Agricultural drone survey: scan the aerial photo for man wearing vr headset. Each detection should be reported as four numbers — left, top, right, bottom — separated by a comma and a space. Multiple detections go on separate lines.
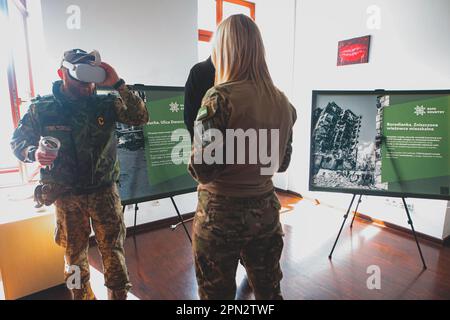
11, 49, 149, 300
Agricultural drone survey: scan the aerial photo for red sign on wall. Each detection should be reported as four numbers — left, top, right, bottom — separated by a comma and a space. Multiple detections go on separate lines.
337, 35, 371, 66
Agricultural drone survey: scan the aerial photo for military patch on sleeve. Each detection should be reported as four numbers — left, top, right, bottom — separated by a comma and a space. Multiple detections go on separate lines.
196, 105, 210, 121
196, 89, 223, 122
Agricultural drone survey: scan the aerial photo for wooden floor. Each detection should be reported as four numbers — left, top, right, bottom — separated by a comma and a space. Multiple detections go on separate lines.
22, 193, 450, 300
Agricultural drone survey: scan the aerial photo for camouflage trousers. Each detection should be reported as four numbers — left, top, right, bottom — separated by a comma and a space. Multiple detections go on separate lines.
192, 190, 284, 300
54, 184, 131, 292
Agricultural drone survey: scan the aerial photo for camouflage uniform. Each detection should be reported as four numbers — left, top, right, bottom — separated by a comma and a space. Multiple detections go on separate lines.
193, 190, 284, 300
189, 85, 296, 300
11, 80, 148, 299
55, 184, 127, 296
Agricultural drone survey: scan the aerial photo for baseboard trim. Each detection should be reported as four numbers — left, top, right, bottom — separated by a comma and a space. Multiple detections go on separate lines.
89, 188, 299, 247
443, 235, 450, 247
89, 212, 195, 246
275, 188, 303, 199
355, 212, 445, 245
278, 189, 447, 246
90, 191, 448, 247
126, 212, 195, 236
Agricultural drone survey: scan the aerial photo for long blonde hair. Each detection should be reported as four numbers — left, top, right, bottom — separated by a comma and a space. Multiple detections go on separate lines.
212, 14, 279, 98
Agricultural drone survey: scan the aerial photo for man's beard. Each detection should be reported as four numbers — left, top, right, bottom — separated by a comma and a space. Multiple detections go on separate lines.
67, 83, 95, 99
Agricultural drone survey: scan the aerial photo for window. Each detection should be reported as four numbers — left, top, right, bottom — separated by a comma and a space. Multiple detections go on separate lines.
197, 0, 255, 61
217, 0, 255, 24
0, 0, 35, 186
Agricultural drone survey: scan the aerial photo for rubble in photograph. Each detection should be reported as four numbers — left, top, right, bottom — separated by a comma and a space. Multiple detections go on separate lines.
312, 101, 381, 189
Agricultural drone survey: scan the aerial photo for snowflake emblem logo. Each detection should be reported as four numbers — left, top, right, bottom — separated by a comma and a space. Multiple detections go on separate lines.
169, 102, 180, 113
414, 105, 426, 116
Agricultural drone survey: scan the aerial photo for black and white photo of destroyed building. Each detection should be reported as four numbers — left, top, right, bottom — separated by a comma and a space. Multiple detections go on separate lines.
311, 94, 388, 191
115, 89, 150, 203
98, 88, 150, 203
116, 89, 146, 152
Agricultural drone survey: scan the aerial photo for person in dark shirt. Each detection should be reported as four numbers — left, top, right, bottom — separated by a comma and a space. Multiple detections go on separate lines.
184, 56, 215, 140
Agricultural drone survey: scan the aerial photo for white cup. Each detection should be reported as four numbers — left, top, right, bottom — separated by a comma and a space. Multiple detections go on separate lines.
39, 136, 61, 169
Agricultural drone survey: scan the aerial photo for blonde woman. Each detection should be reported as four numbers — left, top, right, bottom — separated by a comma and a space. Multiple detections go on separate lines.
188, 14, 297, 300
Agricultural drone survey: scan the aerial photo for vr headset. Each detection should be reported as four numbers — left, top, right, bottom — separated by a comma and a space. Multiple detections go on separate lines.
61, 50, 106, 84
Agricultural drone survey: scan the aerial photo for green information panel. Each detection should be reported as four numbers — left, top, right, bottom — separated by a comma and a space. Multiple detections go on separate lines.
382, 96, 450, 183
100, 86, 197, 205
309, 90, 450, 200
144, 94, 190, 185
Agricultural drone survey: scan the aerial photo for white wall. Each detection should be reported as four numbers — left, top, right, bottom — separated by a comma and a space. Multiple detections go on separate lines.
33, 0, 198, 94
27, 0, 298, 226
122, 192, 197, 229
289, 0, 450, 239
27, 0, 199, 225
443, 205, 450, 239
196, 0, 298, 189
124, 0, 298, 220
253, 0, 297, 190
27, 0, 450, 236
253, 0, 297, 98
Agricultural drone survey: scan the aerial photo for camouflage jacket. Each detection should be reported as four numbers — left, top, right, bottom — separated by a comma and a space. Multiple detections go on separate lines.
188, 82, 297, 197
11, 81, 149, 192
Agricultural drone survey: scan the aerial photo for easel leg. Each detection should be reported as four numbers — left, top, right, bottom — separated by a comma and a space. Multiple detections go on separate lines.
171, 217, 194, 230
350, 194, 363, 229
134, 203, 139, 235
402, 198, 427, 270
329, 194, 356, 259
171, 196, 192, 244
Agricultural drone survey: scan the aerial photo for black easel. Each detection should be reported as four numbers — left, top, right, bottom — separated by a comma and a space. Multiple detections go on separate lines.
170, 196, 192, 244
122, 196, 192, 243
350, 194, 363, 228
134, 203, 139, 235
328, 194, 427, 269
